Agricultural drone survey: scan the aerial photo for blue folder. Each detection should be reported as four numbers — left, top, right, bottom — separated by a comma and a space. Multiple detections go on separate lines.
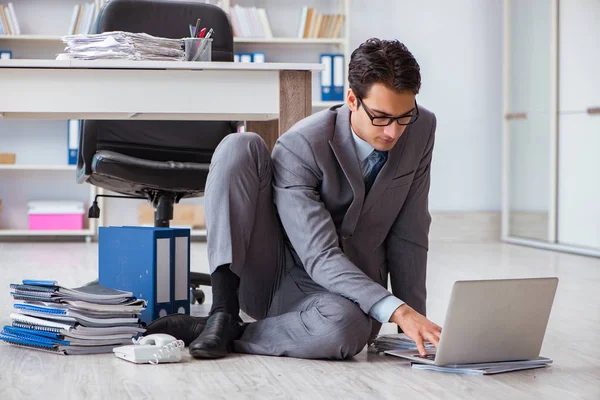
99, 226, 191, 325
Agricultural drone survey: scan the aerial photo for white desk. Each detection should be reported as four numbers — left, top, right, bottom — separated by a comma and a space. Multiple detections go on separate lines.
0, 59, 324, 149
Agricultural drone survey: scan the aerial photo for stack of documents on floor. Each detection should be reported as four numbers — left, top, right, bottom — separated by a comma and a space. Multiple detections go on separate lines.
56, 31, 185, 61
1, 280, 146, 355
371, 333, 436, 353
409, 357, 553, 375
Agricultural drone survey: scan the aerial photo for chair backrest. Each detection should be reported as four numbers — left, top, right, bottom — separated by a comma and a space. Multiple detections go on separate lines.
80, 0, 236, 176
96, 0, 234, 61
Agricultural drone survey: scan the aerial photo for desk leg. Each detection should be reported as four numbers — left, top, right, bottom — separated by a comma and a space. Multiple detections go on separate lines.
247, 70, 312, 151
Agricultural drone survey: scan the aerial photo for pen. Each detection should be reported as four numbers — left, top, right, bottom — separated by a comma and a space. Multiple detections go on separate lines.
189, 24, 194, 37
199, 28, 207, 38
194, 18, 202, 38
193, 28, 214, 61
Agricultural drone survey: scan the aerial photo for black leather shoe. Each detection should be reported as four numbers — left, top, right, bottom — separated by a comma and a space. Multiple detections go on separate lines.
144, 314, 208, 346
189, 312, 245, 359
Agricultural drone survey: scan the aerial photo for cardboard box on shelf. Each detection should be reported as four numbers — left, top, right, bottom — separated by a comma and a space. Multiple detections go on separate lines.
0, 153, 16, 164
138, 203, 205, 228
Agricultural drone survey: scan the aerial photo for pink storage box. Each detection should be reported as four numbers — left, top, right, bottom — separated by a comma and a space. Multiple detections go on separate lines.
27, 201, 85, 230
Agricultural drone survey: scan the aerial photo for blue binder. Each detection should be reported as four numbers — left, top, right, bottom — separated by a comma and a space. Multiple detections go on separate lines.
332, 54, 345, 101
67, 120, 80, 165
171, 228, 191, 315
99, 226, 175, 325
320, 54, 333, 101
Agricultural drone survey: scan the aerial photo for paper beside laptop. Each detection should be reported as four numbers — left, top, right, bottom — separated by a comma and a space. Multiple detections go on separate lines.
410, 360, 551, 375
373, 334, 552, 375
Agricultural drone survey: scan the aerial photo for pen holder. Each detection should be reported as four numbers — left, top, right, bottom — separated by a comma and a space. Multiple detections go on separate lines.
184, 38, 212, 62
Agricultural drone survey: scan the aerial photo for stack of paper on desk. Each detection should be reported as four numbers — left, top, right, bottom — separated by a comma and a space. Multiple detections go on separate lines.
57, 31, 185, 61
0, 280, 146, 355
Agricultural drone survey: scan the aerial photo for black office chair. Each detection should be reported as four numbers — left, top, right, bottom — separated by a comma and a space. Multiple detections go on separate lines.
77, 0, 236, 304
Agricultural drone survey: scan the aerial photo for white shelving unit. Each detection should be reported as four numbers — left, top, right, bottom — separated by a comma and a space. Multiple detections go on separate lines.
223, 0, 351, 108
1, 35, 346, 44
0, 164, 75, 171
0, 0, 350, 241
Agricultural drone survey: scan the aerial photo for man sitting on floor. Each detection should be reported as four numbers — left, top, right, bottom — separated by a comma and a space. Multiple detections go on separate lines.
145, 37, 442, 360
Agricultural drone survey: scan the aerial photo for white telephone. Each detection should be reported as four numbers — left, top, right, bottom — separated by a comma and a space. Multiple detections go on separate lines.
113, 333, 185, 364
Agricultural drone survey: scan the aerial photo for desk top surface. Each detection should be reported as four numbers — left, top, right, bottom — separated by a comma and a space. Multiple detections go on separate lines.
0, 59, 325, 71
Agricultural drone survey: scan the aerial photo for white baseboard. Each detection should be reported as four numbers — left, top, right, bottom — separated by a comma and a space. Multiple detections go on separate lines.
429, 212, 501, 242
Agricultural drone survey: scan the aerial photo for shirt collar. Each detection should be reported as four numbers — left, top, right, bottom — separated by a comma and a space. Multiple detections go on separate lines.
350, 125, 374, 162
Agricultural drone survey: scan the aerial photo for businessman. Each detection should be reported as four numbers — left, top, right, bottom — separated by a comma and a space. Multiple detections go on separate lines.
145, 38, 441, 360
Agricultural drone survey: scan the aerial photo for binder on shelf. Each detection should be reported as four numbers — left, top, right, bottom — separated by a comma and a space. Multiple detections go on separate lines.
332, 54, 345, 101
239, 52, 253, 63
171, 228, 190, 315
234, 52, 265, 63
320, 54, 333, 101
252, 52, 265, 63
68, 120, 80, 165
99, 226, 175, 325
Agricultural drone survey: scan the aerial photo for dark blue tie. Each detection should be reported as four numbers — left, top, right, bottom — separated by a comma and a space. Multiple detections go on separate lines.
364, 150, 388, 195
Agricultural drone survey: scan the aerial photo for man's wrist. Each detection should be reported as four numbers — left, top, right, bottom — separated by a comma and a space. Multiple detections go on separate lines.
391, 303, 410, 324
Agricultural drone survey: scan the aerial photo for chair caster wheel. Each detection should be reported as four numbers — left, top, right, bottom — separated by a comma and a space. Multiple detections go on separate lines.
191, 289, 205, 305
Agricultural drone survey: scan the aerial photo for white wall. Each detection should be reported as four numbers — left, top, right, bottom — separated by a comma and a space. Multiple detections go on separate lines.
349, 0, 504, 212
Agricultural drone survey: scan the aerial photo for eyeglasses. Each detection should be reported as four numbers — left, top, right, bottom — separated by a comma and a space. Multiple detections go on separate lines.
357, 97, 420, 127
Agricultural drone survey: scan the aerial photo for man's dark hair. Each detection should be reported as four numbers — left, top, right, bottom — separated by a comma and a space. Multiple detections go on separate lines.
348, 38, 421, 99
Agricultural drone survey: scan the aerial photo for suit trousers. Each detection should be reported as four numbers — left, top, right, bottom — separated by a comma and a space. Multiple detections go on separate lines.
204, 132, 372, 360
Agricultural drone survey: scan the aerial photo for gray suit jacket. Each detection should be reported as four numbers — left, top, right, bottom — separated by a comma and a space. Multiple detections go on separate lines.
271, 103, 436, 322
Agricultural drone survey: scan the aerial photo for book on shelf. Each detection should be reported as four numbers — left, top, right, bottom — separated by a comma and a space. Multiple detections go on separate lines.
0, 2, 21, 35
229, 4, 273, 38
69, 2, 101, 35
297, 6, 344, 39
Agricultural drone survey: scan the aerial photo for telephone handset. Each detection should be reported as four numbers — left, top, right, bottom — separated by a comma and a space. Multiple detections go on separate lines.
113, 333, 185, 364
136, 333, 178, 347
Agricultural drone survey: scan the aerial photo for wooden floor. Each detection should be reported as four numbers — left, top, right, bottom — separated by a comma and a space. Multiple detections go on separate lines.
0, 239, 599, 400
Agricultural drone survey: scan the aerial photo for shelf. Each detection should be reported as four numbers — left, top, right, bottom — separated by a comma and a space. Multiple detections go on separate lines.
0, 35, 345, 45
234, 37, 345, 45
0, 35, 63, 41
0, 229, 94, 236
0, 165, 76, 171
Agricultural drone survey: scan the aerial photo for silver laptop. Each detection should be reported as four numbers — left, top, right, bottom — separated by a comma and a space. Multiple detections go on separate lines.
386, 277, 558, 366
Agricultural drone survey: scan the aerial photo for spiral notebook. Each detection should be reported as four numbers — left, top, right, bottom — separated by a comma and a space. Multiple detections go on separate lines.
10, 280, 135, 305
0, 327, 130, 355
2, 279, 147, 355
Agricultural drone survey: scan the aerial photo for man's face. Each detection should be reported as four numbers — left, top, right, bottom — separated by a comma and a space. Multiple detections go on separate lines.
348, 83, 417, 152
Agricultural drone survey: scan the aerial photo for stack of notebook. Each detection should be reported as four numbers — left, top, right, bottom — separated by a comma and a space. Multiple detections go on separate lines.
1, 280, 146, 355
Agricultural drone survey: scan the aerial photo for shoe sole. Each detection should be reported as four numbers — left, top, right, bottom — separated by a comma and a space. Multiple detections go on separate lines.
189, 347, 227, 359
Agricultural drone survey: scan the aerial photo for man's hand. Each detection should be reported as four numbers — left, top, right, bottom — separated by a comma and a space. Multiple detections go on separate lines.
390, 304, 442, 357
